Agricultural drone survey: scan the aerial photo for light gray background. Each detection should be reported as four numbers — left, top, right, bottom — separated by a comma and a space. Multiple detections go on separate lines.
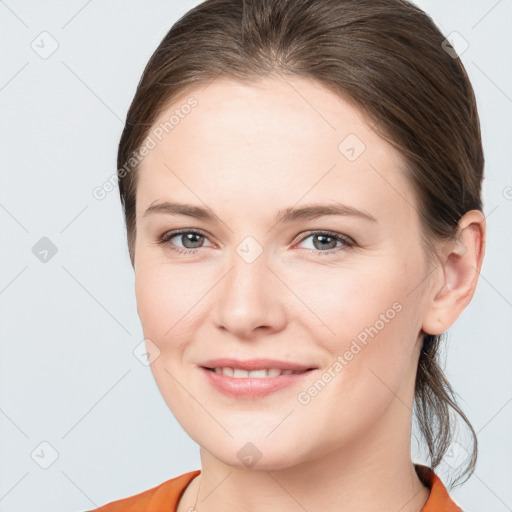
0, 1, 511, 511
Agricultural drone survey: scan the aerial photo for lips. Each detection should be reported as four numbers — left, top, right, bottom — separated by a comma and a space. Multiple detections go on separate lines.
200, 366, 315, 399
199, 357, 316, 372
198, 358, 318, 399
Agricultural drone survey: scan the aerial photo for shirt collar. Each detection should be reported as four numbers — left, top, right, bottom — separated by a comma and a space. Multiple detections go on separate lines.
415, 464, 463, 511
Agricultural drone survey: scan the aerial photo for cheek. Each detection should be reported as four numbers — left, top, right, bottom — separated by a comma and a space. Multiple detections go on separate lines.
288, 254, 418, 337
295, 256, 423, 393
134, 263, 205, 414
135, 262, 200, 339
282, 260, 423, 451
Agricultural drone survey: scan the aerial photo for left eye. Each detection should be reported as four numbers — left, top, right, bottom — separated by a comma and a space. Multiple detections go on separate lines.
296, 231, 354, 254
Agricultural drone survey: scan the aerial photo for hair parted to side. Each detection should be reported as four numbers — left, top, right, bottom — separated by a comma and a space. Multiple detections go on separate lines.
117, 0, 483, 487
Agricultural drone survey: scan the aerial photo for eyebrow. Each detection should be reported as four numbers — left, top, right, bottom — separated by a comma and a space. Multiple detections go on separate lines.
143, 201, 377, 224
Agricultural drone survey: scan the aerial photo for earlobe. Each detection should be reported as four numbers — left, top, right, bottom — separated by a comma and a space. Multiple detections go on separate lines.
421, 210, 486, 336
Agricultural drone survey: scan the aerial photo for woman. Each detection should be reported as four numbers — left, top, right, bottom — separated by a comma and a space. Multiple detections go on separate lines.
93, 0, 485, 510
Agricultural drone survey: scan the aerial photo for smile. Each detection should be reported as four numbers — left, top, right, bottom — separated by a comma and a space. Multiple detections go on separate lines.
207, 367, 308, 378
200, 366, 316, 399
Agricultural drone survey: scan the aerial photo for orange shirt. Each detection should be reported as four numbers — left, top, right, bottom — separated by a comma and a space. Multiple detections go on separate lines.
92, 464, 461, 511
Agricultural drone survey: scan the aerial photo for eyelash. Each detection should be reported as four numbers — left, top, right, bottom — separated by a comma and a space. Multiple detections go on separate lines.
157, 229, 355, 257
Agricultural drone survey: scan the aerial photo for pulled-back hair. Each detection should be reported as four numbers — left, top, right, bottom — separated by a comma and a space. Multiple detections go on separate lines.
117, 0, 483, 487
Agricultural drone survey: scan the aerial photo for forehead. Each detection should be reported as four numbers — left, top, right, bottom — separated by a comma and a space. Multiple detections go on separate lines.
136, 76, 417, 223
152, 76, 379, 158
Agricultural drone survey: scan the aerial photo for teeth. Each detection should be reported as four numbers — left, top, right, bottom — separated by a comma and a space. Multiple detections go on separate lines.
212, 367, 298, 378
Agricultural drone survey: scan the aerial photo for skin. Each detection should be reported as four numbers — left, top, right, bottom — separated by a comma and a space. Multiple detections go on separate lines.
133, 76, 485, 512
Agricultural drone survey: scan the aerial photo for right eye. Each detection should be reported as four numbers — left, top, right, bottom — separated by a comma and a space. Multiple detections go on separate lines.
158, 229, 215, 255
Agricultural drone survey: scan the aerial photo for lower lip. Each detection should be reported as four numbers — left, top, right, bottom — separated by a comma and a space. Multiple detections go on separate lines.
200, 367, 315, 399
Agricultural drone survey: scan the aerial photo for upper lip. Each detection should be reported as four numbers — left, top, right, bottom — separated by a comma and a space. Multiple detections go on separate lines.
200, 358, 316, 372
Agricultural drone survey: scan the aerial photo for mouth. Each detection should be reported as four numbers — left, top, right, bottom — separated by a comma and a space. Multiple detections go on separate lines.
202, 367, 314, 378
199, 357, 317, 374
198, 360, 318, 399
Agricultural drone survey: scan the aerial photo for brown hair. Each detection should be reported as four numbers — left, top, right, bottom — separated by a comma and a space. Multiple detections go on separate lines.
117, 0, 483, 487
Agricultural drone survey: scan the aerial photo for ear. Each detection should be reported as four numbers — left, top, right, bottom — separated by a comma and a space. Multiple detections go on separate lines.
421, 210, 486, 335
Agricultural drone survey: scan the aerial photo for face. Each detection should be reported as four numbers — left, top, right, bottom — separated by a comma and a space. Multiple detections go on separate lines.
134, 76, 431, 469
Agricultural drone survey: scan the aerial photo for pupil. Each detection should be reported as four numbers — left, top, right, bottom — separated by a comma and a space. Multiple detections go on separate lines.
314, 234, 335, 250
184, 233, 202, 248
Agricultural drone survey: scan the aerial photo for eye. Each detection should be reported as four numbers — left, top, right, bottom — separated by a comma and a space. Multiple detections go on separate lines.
157, 229, 355, 256
158, 229, 214, 255
295, 230, 355, 255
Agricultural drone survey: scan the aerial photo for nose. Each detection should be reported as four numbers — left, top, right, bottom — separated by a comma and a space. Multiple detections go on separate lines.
212, 250, 287, 339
